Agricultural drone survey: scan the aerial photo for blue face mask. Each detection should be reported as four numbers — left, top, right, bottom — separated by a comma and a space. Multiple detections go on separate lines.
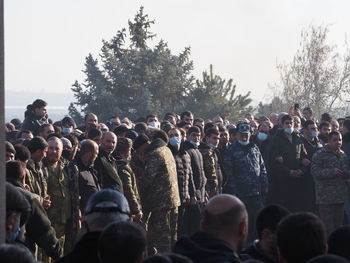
190, 141, 200, 148
8, 227, 20, 243
148, 121, 158, 128
311, 131, 318, 138
170, 136, 181, 147
284, 127, 293, 134
62, 127, 72, 134
238, 140, 249, 146
257, 132, 268, 141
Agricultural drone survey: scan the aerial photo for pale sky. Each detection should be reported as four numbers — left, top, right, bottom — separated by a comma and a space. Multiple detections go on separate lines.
5, 0, 350, 105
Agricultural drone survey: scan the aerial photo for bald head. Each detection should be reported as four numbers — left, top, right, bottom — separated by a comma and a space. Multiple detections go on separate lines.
101, 132, 117, 154
201, 194, 247, 235
80, 139, 99, 166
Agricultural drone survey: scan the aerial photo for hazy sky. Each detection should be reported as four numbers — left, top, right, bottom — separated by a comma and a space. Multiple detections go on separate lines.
5, 0, 350, 104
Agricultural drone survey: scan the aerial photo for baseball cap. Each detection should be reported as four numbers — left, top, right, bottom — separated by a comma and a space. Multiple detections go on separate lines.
84, 189, 130, 217
237, 123, 251, 134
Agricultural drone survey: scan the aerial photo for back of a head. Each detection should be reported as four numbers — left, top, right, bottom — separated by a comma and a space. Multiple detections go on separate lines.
277, 212, 326, 263
201, 194, 247, 236
256, 205, 290, 239
27, 136, 48, 153
328, 226, 350, 261
84, 189, 131, 231
14, 144, 31, 162
0, 244, 36, 263
6, 183, 31, 227
143, 254, 193, 263
98, 221, 146, 263
80, 139, 97, 156
306, 255, 349, 263
152, 129, 169, 144
6, 161, 26, 184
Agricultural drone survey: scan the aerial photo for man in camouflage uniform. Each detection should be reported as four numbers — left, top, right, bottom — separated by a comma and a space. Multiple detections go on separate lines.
26, 136, 51, 210
224, 123, 268, 242
44, 137, 78, 258
199, 128, 222, 198
114, 137, 142, 220
143, 130, 180, 253
311, 131, 349, 235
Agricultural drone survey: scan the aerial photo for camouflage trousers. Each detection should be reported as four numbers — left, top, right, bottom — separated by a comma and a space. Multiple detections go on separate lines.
318, 203, 344, 235
144, 207, 178, 253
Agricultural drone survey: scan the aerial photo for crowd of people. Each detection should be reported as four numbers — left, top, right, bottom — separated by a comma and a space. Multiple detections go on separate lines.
3, 98, 350, 263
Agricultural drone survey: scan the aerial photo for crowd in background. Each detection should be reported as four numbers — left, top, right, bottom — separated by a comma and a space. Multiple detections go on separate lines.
4, 98, 350, 263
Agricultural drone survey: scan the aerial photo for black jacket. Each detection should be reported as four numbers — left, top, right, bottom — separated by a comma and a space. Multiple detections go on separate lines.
242, 240, 276, 263
181, 141, 207, 202
55, 231, 100, 263
268, 129, 308, 212
169, 145, 194, 204
21, 109, 48, 135
95, 149, 123, 193
72, 157, 100, 211
173, 231, 241, 263
7, 179, 62, 260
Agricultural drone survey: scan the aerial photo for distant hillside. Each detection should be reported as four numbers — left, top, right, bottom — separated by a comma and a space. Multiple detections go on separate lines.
5, 90, 74, 107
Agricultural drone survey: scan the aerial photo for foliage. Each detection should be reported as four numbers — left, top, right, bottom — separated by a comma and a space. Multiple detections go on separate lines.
272, 25, 350, 117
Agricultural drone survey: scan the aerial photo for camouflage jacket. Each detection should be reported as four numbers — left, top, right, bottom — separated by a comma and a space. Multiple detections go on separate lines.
199, 142, 218, 198
44, 160, 72, 225
26, 159, 49, 200
311, 145, 349, 204
143, 138, 180, 210
116, 157, 142, 215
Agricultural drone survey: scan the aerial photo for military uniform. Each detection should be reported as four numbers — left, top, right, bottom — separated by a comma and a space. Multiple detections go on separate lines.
199, 142, 218, 198
115, 157, 142, 216
143, 138, 180, 253
224, 140, 268, 241
26, 159, 49, 201
311, 145, 349, 234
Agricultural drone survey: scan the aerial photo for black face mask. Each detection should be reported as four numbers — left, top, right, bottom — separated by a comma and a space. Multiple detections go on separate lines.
62, 149, 72, 160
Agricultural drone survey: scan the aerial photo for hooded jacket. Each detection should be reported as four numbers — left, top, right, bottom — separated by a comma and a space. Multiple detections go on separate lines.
21, 108, 48, 135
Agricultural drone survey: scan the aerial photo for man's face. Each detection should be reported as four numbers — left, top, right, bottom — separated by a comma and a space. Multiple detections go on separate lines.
194, 120, 204, 129
331, 120, 340, 132
6, 151, 15, 162
37, 147, 48, 162
304, 124, 318, 138
282, 120, 293, 129
35, 106, 47, 118
259, 122, 271, 134
41, 125, 54, 139
86, 114, 98, 126
168, 129, 181, 140
245, 114, 254, 122
183, 114, 193, 125
167, 116, 177, 126
237, 132, 250, 142
188, 132, 200, 143
21, 132, 33, 140
219, 131, 229, 144
293, 117, 301, 130
320, 125, 331, 137
328, 134, 342, 151
303, 110, 312, 120
47, 140, 62, 163
92, 135, 102, 146
207, 134, 220, 147
100, 133, 117, 154
86, 145, 99, 165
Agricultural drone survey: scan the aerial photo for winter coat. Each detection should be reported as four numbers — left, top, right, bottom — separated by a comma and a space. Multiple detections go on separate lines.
21, 109, 48, 135
169, 145, 193, 204
311, 145, 349, 204
181, 141, 207, 203
173, 231, 241, 263
115, 156, 142, 215
143, 138, 180, 211
94, 149, 123, 193
199, 142, 218, 198
223, 141, 268, 198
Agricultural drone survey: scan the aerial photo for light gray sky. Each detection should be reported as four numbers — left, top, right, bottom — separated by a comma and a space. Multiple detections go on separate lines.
5, 0, 350, 105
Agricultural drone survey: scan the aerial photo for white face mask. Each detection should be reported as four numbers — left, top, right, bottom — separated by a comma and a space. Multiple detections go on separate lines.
148, 121, 158, 128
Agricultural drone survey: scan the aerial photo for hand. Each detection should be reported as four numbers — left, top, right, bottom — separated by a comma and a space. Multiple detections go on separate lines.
43, 195, 51, 209
133, 211, 143, 221
302, 159, 311, 166
275, 156, 284, 163
190, 196, 197, 205
296, 169, 304, 176
335, 168, 343, 176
